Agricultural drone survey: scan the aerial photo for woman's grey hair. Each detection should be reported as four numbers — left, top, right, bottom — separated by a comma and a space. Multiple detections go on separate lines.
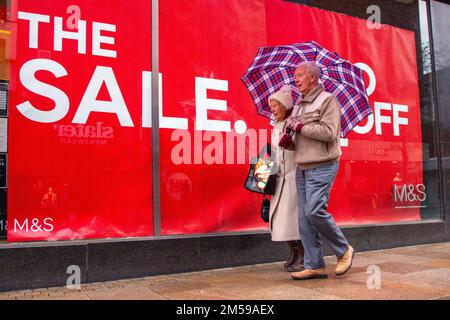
298, 61, 321, 80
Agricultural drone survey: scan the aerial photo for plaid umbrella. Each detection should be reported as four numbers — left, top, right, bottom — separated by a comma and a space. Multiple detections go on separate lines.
241, 41, 372, 137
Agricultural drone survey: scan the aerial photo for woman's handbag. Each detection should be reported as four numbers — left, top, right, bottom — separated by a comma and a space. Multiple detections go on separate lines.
260, 195, 271, 223
244, 143, 276, 195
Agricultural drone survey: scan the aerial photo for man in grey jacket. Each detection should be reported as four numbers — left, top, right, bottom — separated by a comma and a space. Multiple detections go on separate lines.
279, 61, 355, 280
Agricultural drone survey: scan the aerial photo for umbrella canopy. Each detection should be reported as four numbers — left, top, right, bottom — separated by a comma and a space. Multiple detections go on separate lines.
241, 41, 372, 137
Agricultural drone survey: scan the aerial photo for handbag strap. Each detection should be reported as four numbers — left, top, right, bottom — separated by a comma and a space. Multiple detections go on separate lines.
258, 143, 272, 159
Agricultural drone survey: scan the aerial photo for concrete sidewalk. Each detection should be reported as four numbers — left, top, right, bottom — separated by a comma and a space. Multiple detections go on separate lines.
1, 242, 450, 300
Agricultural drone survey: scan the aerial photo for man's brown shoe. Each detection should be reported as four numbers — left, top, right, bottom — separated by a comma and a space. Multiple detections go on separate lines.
290, 268, 327, 280
335, 245, 355, 276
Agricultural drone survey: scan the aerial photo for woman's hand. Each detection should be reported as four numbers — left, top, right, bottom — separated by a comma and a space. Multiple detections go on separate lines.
279, 128, 294, 149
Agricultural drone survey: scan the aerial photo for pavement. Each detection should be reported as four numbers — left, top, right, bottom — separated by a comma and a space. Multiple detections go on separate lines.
1, 242, 450, 300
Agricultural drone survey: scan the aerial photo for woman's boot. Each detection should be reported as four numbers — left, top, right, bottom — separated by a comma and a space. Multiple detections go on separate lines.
284, 241, 298, 271
286, 240, 305, 272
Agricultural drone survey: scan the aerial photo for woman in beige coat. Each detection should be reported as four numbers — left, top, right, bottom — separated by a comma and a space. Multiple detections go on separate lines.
268, 85, 304, 272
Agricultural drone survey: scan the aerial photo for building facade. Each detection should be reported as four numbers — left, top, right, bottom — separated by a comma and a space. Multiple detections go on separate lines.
0, 0, 449, 291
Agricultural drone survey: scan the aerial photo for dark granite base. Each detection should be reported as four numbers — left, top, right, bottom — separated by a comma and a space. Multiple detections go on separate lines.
0, 244, 86, 292
0, 220, 449, 292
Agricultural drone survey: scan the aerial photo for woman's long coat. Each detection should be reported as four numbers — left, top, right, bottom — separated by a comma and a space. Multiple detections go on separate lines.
269, 118, 301, 241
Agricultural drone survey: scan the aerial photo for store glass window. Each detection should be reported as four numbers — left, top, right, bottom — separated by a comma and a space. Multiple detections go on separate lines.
0, 0, 12, 239
5, 0, 153, 242
0, 0, 445, 242
158, 0, 443, 236
430, 0, 450, 216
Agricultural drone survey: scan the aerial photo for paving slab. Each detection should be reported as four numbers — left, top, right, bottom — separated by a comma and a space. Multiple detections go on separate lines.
0, 242, 449, 300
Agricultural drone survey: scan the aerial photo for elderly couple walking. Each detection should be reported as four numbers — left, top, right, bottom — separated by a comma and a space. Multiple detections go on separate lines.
267, 61, 355, 280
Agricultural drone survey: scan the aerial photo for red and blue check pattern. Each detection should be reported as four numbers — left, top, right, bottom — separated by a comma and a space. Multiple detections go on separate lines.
241, 41, 372, 137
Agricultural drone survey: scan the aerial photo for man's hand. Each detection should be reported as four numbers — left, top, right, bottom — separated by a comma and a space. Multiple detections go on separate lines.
287, 118, 304, 133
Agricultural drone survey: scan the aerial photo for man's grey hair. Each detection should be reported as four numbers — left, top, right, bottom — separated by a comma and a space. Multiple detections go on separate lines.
298, 61, 321, 80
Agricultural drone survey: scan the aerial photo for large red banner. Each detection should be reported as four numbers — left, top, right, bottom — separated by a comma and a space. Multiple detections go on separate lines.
8, 0, 153, 241
158, 0, 423, 235
7, 0, 423, 241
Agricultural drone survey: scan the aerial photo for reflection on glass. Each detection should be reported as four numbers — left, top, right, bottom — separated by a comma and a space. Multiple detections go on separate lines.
430, 0, 450, 214
0, 0, 11, 240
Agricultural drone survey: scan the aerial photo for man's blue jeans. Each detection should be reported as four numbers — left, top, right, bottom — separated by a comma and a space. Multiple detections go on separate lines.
296, 161, 349, 270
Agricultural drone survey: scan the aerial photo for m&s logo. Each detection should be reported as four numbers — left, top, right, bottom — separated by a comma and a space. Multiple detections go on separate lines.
394, 184, 426, 204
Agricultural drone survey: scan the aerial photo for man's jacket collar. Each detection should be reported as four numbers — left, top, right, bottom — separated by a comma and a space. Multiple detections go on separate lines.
301, 84, 325, 103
